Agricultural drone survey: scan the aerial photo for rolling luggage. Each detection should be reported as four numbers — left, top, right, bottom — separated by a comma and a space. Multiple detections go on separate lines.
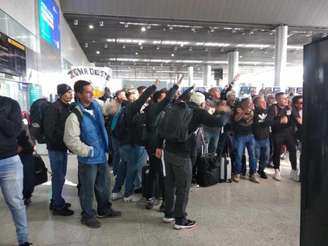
196, 153, 221, 187
219, 154, 232, 183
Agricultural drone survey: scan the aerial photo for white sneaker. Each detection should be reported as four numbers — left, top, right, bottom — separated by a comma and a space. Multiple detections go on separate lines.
162, 217, 175, 223
112, 192, 123, 201
273, 169, 281, 181
123, 194, 141, 202
290, 170, 300, 182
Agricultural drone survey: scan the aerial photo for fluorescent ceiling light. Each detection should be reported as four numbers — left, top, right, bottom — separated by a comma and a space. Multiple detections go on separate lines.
89, 24, 94, 29
141, 26, 147, 32
237, 44, 270, 48
204, 42, 230, 47
106, 38, 115, 42
287, 45, 303, 50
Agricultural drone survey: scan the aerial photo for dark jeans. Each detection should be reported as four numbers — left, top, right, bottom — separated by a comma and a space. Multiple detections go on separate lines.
255, 139, 270, 173
111, 136, 121, 176
78, 162, 112, 218
147, 151, 165, 200
164, 151, 192, 222
272, 132, 297, 170
20, 154, 35, 200
234, 134, 257, 175
48, 150, 68, 209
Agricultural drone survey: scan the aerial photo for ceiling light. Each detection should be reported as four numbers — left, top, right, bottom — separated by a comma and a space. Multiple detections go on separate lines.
135, 52, 139, 55
156, 46, 160, 50
73, 19, 78, 26
141, 26, 146, 32
249, 31, 254, 35
169, 26, 174, 30
171, 53, 175, 57
89, 24, 94, 29
122, 45, 126, 49
138, 41, 143, 46
223, 27, 233, 30
84, 43, 88, 48
96, 50, 100, 55
180, 43, 184, 47
124, 23, 129, 28
106, 38, 115, 42
99, 21, 104, 27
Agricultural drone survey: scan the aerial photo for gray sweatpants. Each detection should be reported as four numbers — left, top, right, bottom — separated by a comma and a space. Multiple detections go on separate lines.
164, 150, 192, 221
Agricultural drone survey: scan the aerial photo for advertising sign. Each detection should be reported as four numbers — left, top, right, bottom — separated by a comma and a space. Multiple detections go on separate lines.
67, 66, 112, 98
39, 0, 60, 49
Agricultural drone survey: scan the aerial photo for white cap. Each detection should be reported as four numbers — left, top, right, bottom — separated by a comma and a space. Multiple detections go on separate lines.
189, 92, 206, 106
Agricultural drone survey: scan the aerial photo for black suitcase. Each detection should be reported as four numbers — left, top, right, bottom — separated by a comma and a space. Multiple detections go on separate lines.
196, 153, 221, 187
33, 154, 48, 186
142, 165, 152, 199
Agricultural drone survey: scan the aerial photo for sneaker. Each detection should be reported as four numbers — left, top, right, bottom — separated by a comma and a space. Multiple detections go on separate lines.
174, 219, 197, 230
81, 217, 101, 229
232, 174, 240, 183
145, 199, 155, 210
97, 208, 122, 218
19, 242, 32, 246
49, 202, 71, 211
52, 207, 74, 216
162, 217, 175, 223
249, 175, 260, 184
112, 192, 123, 201
123, 194, 141, 202
258, 171, 268, 179
290, 170, 300, 182
273, 169, 281, 181
134, 188, 142, 194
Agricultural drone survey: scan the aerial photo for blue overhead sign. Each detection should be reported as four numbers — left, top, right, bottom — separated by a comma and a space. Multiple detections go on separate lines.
39, 0, 60, 49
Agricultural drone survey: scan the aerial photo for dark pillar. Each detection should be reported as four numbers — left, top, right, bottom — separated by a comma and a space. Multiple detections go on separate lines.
301, 36, 328, 246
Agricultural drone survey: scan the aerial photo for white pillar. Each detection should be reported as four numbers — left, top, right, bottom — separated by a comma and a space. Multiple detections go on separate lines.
188, 66, 194, 86
274, 25, 288, 87
203, 65, 212, 87
228, 50, 239, 83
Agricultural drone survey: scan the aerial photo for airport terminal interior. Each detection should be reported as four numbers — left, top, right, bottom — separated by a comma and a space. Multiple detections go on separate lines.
1, 0, 328, 246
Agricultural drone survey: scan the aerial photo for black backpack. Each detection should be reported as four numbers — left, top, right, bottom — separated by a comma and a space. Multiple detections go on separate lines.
159, 102, 193, 143
112, 107, 128, 140
29, 98, 51, 143
131, 111, 148, 146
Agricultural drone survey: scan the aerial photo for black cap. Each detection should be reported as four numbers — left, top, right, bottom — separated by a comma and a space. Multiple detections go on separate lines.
57, 84, 72, 98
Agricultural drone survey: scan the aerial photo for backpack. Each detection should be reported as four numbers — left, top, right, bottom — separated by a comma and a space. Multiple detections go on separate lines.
131, 111, 148, 146
112, 107, 127, 140
158, 102, 193, 143
29, 98, 51, 143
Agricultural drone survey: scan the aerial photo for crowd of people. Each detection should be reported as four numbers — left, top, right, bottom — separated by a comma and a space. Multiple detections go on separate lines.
0, 78, 303, 245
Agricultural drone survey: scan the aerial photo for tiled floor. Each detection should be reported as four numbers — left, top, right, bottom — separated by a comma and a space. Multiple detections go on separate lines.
0, 153, 300, 246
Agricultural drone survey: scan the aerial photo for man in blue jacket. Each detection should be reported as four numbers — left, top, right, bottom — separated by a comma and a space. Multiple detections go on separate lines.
64, 80, 121, 228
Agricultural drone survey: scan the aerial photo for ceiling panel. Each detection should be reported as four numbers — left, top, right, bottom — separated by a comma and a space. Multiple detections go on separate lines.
61, 0, 328, 28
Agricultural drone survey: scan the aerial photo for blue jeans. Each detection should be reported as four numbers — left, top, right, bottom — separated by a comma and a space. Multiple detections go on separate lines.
111, 136, 121, 176
48, 150, 68, 209
234, 135, 257, 175
204, 127, 221, 153
113, 145, 147, 197
0, 155, 29, 244
78, 162, 112, 218
255, 139, 270, 172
